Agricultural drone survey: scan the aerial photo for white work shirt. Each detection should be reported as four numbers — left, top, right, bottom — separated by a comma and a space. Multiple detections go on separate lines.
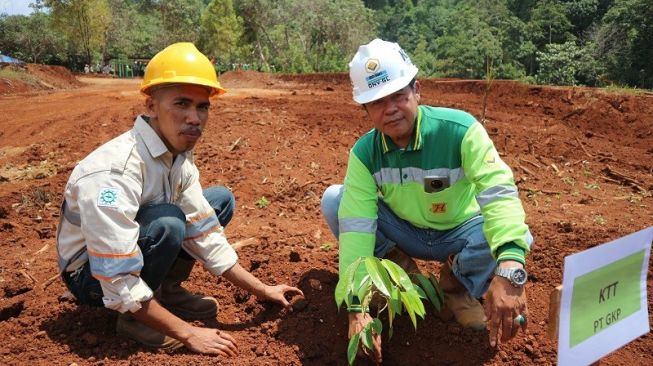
56, 115, 238, 313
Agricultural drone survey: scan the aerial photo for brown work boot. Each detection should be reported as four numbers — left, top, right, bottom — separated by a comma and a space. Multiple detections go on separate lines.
439, 261, 486, 330
156, 258, 218, 320
116, 313, 183, 350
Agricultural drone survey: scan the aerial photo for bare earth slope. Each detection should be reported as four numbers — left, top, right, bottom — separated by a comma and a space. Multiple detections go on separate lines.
0, 70, 651, 365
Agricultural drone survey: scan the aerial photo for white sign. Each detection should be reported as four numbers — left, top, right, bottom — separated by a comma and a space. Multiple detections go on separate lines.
558, 226, 652, 365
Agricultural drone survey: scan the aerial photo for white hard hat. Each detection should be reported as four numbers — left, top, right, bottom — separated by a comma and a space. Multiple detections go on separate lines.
348, 38, 418, 104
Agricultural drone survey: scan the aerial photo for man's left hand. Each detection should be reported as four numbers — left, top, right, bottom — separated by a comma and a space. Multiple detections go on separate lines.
484, 261, 528, 347
262, 285, 304, 309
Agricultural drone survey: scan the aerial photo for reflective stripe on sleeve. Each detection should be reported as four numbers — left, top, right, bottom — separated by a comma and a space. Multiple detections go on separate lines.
185, 213, 220, 240
88, 250, 143, 280
476, 185, 518, 207
339, 217, 377, 234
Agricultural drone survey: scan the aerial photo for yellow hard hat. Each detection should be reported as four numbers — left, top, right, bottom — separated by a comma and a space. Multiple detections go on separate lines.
140, 42, 226, 97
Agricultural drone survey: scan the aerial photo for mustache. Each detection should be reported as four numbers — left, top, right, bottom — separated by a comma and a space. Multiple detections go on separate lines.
181, 126, 202, 135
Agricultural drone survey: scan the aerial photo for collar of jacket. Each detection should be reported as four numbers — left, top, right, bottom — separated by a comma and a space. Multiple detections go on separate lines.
134, 115, 192, 165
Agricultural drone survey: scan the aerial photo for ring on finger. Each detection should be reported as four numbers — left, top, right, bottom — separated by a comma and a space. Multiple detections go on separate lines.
513, 314, 527, 326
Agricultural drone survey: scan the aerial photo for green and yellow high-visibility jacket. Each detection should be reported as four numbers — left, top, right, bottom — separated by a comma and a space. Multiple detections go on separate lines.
338, 106, 530, 299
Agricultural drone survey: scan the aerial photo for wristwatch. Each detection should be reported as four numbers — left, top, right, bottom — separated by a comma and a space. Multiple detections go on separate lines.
494, 266, 528, 287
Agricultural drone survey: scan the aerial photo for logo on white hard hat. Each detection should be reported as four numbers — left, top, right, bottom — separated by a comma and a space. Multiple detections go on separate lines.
398, 48, 411, 63
365, 58, 379, 73
365, 70, 390, 89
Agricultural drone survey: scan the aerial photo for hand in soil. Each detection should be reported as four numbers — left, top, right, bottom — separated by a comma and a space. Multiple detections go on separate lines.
484, 275, 528, 347
263, 284, 304, 309
348, 312, 382, 364
183, 326, 239, 357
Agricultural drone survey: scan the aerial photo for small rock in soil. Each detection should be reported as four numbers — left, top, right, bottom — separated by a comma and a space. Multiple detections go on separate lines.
234, 288, 250, 303
249, 254, 269, 271
289, 250, 301, 262
290, 297, 309, 311
308, 278, 322, 291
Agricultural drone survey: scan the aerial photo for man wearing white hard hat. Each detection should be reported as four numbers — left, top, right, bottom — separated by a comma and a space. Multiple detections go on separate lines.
321, 39, 533, 362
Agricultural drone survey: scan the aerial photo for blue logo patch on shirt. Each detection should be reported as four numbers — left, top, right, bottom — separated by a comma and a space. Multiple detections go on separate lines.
98, 187, 120, 208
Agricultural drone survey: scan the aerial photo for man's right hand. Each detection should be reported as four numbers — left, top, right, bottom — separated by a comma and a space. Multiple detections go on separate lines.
348, 312, 382, 364
132, 298, 238, 356
183, 326, 238, 357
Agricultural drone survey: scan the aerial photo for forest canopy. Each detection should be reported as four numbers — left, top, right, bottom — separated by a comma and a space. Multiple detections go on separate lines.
1, 0, 651, 88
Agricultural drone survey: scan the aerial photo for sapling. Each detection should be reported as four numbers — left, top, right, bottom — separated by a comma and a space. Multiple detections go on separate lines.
335, 256, 444, 365
255, 196, 270, 208
481, 56, 494, 125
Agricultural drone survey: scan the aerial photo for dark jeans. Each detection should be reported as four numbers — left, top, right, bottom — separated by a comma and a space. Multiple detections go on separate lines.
62, 186, 235, 307
321, 184, 533, 298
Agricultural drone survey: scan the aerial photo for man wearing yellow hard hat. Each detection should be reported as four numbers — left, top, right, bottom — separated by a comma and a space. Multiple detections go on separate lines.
321, 39, 533, 363
56, 43, 303, 355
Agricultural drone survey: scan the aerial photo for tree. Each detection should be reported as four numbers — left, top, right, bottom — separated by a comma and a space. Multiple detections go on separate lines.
236, 0, 374, 72
535, 40, 600, 86
433, 6, 503, 79
0, 13, 66, 64
43, 0, 112, 65
594, 0, 653, 87
198, 0, 245, 66
101, 1, 166, 63
17, 12, 63, 63
527, 0, 574, 47
564, 0, 600, 37
159, 0, 204, 45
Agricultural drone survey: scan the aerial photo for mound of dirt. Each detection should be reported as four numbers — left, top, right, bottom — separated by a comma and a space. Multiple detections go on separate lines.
220, 70, 276, 89
0, 63, 81, 95
0, 76, 29, 94
24, 64, 81, 89
278, 72, 349, 85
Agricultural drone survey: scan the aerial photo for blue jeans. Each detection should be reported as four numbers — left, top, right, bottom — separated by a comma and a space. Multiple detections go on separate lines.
63, 186, 235, 306
321, 184, 532, 298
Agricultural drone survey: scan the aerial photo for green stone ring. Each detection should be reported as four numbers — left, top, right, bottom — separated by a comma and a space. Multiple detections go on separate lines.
514, 314, 526, 325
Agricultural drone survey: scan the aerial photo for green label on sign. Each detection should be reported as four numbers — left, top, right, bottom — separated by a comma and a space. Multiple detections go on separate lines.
569, 250, 645, 347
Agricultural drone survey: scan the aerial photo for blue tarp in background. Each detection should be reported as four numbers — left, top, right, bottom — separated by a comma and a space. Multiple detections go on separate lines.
0, 54, 25, 64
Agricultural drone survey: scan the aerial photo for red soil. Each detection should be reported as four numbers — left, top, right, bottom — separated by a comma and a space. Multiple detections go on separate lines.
0, 69, 651, 365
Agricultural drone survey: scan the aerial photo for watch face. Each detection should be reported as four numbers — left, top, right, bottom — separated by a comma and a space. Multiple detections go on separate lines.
511, 268, 528, 285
